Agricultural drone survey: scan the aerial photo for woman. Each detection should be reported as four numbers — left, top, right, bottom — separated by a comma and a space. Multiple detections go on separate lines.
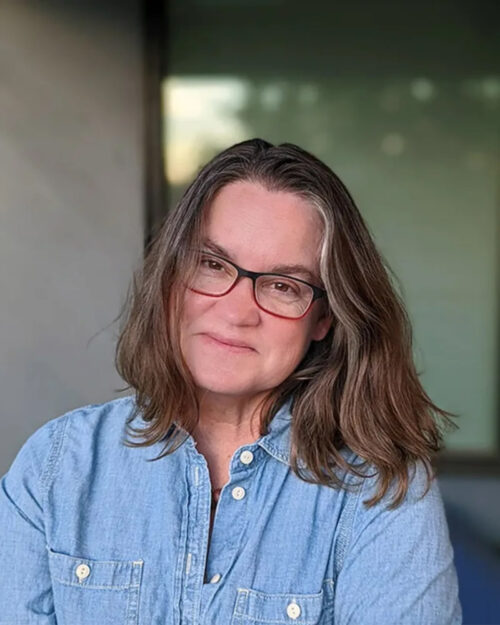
0, 138, 461, 623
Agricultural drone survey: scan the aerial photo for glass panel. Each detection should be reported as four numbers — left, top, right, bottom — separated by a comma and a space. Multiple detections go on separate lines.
163, 0, 500, 454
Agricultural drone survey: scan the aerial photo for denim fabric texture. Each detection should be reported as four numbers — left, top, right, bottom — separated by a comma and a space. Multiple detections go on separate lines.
0, 396, 462, 624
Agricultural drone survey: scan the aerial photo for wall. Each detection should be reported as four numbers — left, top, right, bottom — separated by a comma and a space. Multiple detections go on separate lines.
0, 0, 143, 471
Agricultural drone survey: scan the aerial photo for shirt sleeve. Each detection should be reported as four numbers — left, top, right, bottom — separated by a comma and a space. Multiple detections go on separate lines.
0, 418, 61, 624
333, 460, 462, 625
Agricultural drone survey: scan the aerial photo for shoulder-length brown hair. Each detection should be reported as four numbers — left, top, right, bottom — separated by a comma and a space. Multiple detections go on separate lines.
115, 138, 458, 508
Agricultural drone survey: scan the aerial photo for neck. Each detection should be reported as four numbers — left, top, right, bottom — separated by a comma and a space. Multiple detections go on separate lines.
194, 390, 268, 443
191, 391, 268, 490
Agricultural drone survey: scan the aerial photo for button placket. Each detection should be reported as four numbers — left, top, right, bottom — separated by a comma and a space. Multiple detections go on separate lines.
202, 447, 254, 592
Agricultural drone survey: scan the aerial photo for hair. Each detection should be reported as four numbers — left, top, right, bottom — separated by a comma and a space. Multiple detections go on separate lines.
115, 137, 458, 509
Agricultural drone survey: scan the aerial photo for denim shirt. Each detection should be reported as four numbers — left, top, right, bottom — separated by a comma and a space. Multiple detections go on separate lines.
0, 396, 462, 625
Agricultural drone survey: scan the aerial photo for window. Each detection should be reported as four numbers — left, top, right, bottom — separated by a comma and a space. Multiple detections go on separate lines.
145, 0, 500, 469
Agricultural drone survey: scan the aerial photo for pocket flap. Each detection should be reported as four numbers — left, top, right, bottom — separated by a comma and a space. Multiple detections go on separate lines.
234, 586, 326, 624
47, 547, 143, 590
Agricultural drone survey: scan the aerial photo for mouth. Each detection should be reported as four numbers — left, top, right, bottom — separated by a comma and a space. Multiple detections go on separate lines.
202, 333, 255, 352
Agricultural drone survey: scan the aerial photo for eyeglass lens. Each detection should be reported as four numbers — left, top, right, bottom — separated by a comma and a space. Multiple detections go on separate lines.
190, 253, 314, 318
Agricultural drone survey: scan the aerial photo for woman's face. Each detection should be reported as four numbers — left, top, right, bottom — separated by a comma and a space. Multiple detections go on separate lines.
179, 180, 332, 402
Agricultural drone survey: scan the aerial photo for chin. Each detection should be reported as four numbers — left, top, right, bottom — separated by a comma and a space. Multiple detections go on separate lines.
192, 373, 257, 397
198, 387, 260, 401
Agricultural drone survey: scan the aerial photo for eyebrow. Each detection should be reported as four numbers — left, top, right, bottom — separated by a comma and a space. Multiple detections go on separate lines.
201, 238, 320, 285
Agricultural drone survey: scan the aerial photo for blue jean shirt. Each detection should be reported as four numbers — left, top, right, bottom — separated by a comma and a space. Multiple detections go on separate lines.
0, 396, 461, 624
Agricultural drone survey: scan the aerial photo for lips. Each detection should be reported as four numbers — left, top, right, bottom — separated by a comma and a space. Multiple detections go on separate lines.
202, 332, 255, 350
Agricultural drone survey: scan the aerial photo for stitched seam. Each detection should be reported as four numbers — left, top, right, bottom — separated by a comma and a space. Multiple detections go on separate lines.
39, 414, 68, 496
48, 550, 144, 566
238, 588, 323, 600
52, 579, 139, 590
257, 440, 290, 466
126, 561, 143, 625
334, 467, 367, 575
232, 614, 320, 624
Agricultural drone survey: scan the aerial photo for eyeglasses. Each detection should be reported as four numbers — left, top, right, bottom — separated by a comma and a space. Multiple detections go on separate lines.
187, 251, 327, 319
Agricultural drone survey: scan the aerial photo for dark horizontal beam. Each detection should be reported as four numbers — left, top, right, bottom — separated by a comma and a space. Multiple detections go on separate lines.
169, 2, 500, 79
436, 452, 500, 476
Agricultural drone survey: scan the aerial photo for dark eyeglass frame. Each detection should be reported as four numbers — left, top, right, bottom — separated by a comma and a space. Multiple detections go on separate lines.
188, 250, 327, 320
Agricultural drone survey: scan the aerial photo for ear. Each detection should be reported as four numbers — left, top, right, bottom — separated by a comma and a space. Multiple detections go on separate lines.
310, 309, 333, 342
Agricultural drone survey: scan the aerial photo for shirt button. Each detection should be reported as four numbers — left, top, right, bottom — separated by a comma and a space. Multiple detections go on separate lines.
209, 573, 221, 584
75, 563, 91, 581
286, 602, 301, 619
231, 486, 246, 500
240, 450, 254, 464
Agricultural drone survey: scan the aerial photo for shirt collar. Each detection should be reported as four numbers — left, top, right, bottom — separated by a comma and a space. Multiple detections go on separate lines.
166, 395, 344, 469
172, 396, 297, 467
257, 396, 297, 467
161, 394, 355, 471
131, 395, 296, 465
257, 397, 356, 470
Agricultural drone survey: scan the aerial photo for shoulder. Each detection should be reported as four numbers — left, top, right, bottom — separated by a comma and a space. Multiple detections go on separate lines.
54, 395, 137, 442
332, 460, 460, 624
49, 395, 137, 449
5, 396, 138, 489
346, 458, 447, 546
1, 396, 139, 527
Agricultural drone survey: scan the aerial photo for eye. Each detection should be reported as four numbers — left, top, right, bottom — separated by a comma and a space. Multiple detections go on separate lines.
260, 277, 302, 298
198, 254, 232, 276
273, 281, 293, 293
201, 258, 224, 271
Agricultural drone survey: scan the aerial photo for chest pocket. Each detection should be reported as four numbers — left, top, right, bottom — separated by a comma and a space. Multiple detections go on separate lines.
47, 547, 143, 625
231, 580, 335, 625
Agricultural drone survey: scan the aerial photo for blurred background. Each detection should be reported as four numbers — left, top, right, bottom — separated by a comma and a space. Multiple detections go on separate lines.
1, 0, 499, 621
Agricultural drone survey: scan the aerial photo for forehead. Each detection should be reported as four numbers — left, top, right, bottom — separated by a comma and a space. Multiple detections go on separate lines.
202, 180, 323, 272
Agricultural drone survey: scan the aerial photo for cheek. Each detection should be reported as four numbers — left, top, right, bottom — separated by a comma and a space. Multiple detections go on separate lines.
260, 329, 313, 388
178, 292, 201, 354
266, 319, 315, 366
181, 290, 211, 327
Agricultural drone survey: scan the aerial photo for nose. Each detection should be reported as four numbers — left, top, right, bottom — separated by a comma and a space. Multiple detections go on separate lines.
216, 275, 261, 325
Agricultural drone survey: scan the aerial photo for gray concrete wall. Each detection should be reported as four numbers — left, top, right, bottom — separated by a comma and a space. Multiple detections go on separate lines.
0, 0, 143, 471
